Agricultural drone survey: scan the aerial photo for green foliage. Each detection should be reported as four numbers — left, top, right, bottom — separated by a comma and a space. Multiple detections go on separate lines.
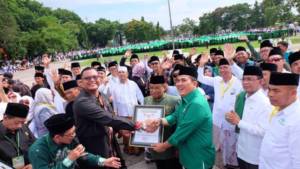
1, 0, 299, 60
0, 0, 19, 59
124, 19, 163, 43
193, 0, 296, 35
1, 0, 83, 59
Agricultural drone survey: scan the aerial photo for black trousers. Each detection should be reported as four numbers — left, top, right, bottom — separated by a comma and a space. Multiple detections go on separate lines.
155, 158, 182, 169
238, 158, 258, 169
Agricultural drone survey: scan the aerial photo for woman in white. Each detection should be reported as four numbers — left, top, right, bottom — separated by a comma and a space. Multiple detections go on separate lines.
29, 88, 58, 138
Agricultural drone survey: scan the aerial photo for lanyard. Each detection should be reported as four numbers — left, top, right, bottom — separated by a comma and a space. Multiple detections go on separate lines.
4, 131, 20, 156
220, 78, 235, 98
269, 106, 280, 122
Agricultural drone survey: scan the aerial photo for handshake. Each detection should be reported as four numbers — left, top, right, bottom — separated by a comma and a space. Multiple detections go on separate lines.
135, 118, 162, 133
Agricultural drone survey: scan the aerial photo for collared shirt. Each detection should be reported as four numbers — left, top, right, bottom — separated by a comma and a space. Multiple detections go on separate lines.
111, 80, 144, 117
198, 67, 243, 129
259, 99, 300, 169
237, 89, 272, 165
144, 94, 180, 160
166, 89, 215, 169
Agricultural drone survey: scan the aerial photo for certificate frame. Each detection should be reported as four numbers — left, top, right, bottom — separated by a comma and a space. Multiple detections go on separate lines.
130, 105, 165, 147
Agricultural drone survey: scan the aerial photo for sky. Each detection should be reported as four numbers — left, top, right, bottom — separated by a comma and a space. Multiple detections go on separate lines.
37, 0, 262, 29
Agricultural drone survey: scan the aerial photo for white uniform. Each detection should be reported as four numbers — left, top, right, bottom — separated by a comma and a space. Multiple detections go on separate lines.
237, 89, 272, 165
111, 80, 144, 117
198, 67, 243, 166
197, 67, 243, 129
259, 99, 300, 169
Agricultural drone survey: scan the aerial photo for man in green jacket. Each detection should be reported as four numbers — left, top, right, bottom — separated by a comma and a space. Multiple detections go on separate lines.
28, 114, 121, 169
144, 75, 181, 169
144, 66, 215, 169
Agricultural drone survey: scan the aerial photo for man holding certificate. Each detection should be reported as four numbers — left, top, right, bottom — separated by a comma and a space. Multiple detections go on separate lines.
144, 66, 215, 169
144, 75, 182, 169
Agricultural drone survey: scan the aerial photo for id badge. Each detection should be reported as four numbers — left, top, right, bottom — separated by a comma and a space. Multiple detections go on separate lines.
12, 155, 25, 169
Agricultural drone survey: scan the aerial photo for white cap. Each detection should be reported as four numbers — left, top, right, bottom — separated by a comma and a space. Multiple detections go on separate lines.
118, 66, 128, 72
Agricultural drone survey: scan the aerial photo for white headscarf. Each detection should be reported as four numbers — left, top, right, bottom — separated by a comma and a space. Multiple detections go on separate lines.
29, 88, 56, 120
33, 88, 54, 105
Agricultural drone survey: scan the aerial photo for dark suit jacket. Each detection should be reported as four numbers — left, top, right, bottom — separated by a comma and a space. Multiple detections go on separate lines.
73, 90, 135, 158
0, 123, 35, 166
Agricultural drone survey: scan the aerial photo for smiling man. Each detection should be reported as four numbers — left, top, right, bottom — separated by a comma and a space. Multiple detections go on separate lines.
0, 103, 35, 169
29, 114, 121, 169
73, 67, 136, 169
225, 66, 272, 169
145, 66, 215, 169
259, 72, 300, 169
144, 75, 181, 169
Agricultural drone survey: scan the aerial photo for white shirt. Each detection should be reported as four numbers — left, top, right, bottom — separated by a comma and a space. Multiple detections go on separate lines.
198, 67, 243, 129
259, 99, 300, 169
262, 88, 268, 97
237, 89, 272, 165
53, 90, 66, 113
107, 75, 119, 95
98, 83, 111, 97
112, 80, 144, 117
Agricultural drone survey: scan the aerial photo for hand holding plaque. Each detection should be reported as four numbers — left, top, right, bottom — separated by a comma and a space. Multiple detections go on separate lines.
130, 105, 165, 147
144, 119, 161, 133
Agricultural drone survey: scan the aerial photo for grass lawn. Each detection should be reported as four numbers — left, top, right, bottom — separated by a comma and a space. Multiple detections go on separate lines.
291, 36, 300, 44
79, 41, 260, 67
80, 35, 300, 67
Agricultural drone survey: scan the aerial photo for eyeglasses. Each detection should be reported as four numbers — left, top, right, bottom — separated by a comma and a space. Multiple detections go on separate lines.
82, 75, 99, 81
63, 132, 76, 138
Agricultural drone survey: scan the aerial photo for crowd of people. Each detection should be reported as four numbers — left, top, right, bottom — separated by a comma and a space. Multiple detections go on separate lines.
0, 35, 300, 169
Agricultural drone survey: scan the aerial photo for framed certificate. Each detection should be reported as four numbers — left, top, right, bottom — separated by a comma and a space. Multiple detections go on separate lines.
130, 105, 165, 147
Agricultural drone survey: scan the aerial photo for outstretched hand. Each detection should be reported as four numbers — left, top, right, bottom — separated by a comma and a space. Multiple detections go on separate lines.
224, 43, 236, 61
104, 157, 121, 168
198, 52, 209, 67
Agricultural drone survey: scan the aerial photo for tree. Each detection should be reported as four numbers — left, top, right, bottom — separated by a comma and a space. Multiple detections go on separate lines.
0, 0, 19, 59
178, 18, 197, 35
52, 8, 83, 24
86, 19, 117, 47
124, 19, 163, 43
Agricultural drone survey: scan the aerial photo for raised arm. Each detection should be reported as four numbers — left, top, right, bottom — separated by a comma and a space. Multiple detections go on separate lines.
197, 53, 215, 86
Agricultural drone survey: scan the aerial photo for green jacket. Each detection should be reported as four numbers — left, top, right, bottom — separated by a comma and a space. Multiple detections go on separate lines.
144, 94, 180, 160
166, 89, 215, 169
29, 134, 103, 169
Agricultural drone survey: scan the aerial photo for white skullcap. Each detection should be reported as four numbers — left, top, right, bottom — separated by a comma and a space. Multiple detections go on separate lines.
118, 66, 128, 72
